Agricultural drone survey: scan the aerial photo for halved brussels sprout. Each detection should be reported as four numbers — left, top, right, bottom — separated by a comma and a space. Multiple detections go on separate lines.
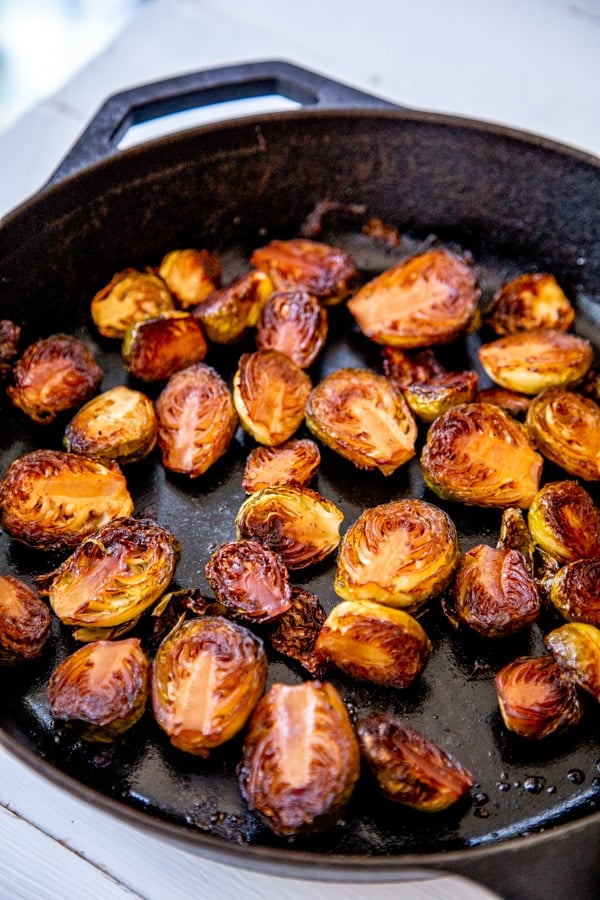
525, 388, 600, 481
475, 386, 531, 418
305, 367, 418, 476
238, 681, 360, 835
347, 247, 480, 347
0, 575, 52, 664
205, 539, 291, 623
193, 270, 273, 343
48, 637, 149, 741
549, 559, 600, 626
256, 289, 328, 368
421, 402, 543, 508
91, 268, 175, 338
357, 713, 475, 811
335, 499, 459, 612
155, 362, 238, 477
250, 238, 359, 306
545, 623, 600, 701
233, 349, 312, 446
403, 371, 479, 423
478, 329, 593, 395
64, 386, 157, 464
494, 654, 582, 739
315, 598, 432, 688
0, 319, 21, 379
497, 507, 535, 574
157, 248, 221, 309
265, 586, 327, 677
151, 616, 267, 756
122, 311, 208, 382
486, 273, 575, 335
35, 517, 180, 630
527, 480, 600, 562
242, 438, 321, 493
0, 450, 133, 552
382, 347, 446, 388
7, 333, 103, 425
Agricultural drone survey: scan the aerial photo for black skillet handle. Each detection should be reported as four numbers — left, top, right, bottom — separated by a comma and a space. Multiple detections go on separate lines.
47, 60, 399, 186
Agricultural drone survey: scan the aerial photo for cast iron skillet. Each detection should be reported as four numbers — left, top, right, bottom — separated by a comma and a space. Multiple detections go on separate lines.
1, 62, 600, 900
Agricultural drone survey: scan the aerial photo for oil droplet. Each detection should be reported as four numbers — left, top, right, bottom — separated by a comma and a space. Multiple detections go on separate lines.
546, 786, 556, 795
567, 768, 585, 785
496, 782, 511, 793
592, 777, 600, 788
523, 775, 546, 794
472, 792, 489, 806
474, 807, 490, 818
513, 781, 521, 788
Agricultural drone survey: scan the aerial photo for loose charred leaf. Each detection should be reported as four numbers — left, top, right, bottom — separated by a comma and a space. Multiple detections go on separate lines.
193, 270, 273, 343
486, 273, 575, 335
64, 385, 157, 464
0, 575, 52, 664
149, 589, 224, 653
91, 268, 175, 339
527, 480, 600, 562
205, 539, 292, 623
525, 387, 600, 481
266, 586, 327, 676
122, 311, 208, 382
497, 507, 535, 575
158, 248, 221, 309
242, 438, 321, 493
0, 319, 21, 379
550, 559, 600, 626
256, 289, 328, 369
250, 238, 359, 306
545, 623, 600, 701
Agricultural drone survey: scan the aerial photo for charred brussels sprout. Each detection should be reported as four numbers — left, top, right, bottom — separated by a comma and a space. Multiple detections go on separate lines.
242, 438, 321, 493
527, 480, 600, 562
305, 367, 418, 476
151, 616, 267, 756
550, 559, 600, 626
545, 623, 600, 701
7, 333, 103, 425
0, 575, 51, 664
334, 499, 459, 612
357, 714, 475, 811
0, 319, 21, 379
157, 248, 221, 309
256, 289, 328, 369
486, 273, 575, 335
382, 347, 478, 422
64, 386, 157, 464
48, 638, 149, 741
205, 539, 291, 623
525, 388, 600, 481
91, 268, 174, 339
475, 386, 531, 417
0, 450, 133, 552
238, 681, 360, 835
122, 311, 208, 382
265, 586, 327, 677
193, 270, 273, 343
155, 363, 238, 477
420, 402, 543, 508
250, 238, 359, 306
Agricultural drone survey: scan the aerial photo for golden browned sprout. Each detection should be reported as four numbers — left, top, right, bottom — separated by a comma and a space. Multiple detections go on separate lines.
478, 328, 593, 395
527, 480, 600, 562
7, 333, 103, 425
421, 402, 543, 508
0, 319, 21, 379
151, 616, 267, 756
545, 623, 600, 701
403, 371, 479, 423
525, 388, 600, 481
549, 559, 600, 626
205, 539, 291, 623
64, 386, 157, 464
122, 311, 208, 382
233, 349, 312, 446
158, 248, 221, 309
91, 268, 175, 339
193, 270, 273, 343
250, 238, 359, 306
265, 586, 327, 677
335, 499, 459, 612
347, 247, 480, 347
256, 289, 328, 368
305, 367, 417, 476
486, 273, 575, 335
35, 517, 180, 631
235, 484, 343, 569
357, 714, 475, 811
155, 362, 238, 477
475, 386, 531, 417
315, 598, 432, 689
48, 638, 149, 741
242, 438, 321, 493
494, 654, 583, 739
0, 575, 51, 664
238, 681, 360, 835
0, 450, 133, 552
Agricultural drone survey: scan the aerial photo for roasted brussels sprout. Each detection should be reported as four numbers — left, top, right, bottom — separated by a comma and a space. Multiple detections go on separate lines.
525, 388, 600, 481
122, 311, 208, 382
305, 367, 418, 476
238, 681, 360, 835
347, 247, 480, 347
527, 480, 600, 562
149, 589, 224, 653
155, 363, 238, 477
486, 273, 575, 335
357, 713, 475, 811
475, 386, 531, 418
0, 319, 21, 379
494, 654, 583, 739
0, 450, 133, 552
193, 270, 273, 343
235, 484, 343, 569
35, 517, 180, 631
478, 329, 593, 395
335, 499, 459, 612
7, 333, 103, 425
233, 349, 312, 446
241, 438, 321, 493
48, 638, 149, 741
151, 616, 267, 756
545, 623, 600, 701
64, 386, 157, 464
315, 598, 432, 689
381, 346, 478, 422
549, 559, 600, 626
256, 289, 328, 368
0, 575, 51, 664
157, 248, 221, 309
91, 268, 175, 339
265, 586, 327, 677
250, 238, 359, 306
420, 402, 543, 508
205, 539, 291, 623
382, 347, 447, 388
497, 507, 535, 574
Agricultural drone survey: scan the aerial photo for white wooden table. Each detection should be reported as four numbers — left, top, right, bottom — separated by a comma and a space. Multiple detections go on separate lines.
1, 1, 599, 897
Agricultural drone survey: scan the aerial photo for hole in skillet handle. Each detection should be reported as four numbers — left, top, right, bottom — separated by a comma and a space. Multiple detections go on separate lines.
45, 60, 399, 186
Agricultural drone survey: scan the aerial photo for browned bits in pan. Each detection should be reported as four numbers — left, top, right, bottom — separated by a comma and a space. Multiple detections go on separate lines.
0, 575, 52, 664
122, 311, 208, 382
193, 270, 273, 344
486, 272, 575, 335
256, 289, 328, 368
527, 480, 600, 562
251, 237, 359, 306
91, 268, 175, 339
64, 386, 157, 465
242, 438, 321, 493
205, 539, 292, 623
545, 623, 600, 701
525, 387, 600, 480
158, 248, 221, 309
